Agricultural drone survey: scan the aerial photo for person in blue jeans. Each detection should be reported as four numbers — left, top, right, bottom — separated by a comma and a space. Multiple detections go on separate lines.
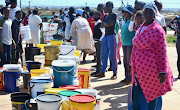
94, 1, 118, 80
0, 6, 16, 67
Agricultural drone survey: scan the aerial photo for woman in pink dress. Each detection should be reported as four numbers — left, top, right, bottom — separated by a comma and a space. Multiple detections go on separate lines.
129, 2, 174, 110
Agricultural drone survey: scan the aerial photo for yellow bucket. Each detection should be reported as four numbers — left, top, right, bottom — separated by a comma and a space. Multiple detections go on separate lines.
36, 44, 48, 53
30, 69, 49, 77
78, 69, 91, 89
70, 94, 96, 110
51, 39, 63, 46
45, 88, 66, 94
74, 50, 81, 57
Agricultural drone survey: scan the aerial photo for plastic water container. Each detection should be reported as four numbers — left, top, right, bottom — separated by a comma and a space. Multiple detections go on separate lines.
49, 23, 58, 33
44, 32, 54, 43
42, 22, 49, 32
45, 88, 66, 94
95, 95, 101, 110
60, 45, 76, 56
59, 85, 82, 90
52, 60, 76, 87
22, 71, 31, 89
3, 64, 21, 70
20, 26, 31, 41
29, 76, 53, 98
75, 89, 97, 97
34, 55, 45, 69
78, 68, 91, 89
73, 77, 79, 86
36, 94, 62, 110
58, 56, 79, 77
30, 69, 50, 77
51, 39, 63, 46
0, 67, 4, 90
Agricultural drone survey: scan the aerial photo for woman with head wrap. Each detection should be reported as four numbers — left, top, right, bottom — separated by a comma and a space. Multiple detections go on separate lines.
120, 5, 135, 84
129, 2, 174, 110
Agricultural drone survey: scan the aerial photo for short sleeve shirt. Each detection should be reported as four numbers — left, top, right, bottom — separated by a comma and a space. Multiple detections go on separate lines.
28, 14, 42, 30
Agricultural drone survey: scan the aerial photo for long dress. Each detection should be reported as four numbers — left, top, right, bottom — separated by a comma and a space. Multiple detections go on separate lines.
70, 16, 95, 53
130, 21, 174, 103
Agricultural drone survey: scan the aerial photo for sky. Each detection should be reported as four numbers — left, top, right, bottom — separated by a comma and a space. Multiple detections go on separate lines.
0, 0, 180, 9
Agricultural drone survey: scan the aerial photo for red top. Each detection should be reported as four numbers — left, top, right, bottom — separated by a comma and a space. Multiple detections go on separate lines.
70, 94, 96, 103
100, 12, 105, 21
23, 16, 29, 26
87, 16, 96, 34
59, 85, 82, 90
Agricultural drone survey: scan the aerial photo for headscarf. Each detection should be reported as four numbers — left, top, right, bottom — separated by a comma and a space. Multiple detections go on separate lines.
135, 1, 146, 9
122, 5, 134, 15
143, 2, 158, 16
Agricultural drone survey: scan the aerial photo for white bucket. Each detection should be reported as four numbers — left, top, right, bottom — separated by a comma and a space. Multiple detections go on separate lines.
3, 64, 21, 70
58, 56, 79, 77
36, 94, 62, 110
44, 32, 54, 43
94, 95, 101, 110
34, 55, 45, 69
30, 77, 53, 98
49, 23, 58, 33
75, 89, 98, 97
59, 45, 76, 56
20, 26, 32, 41
42, 22, 49, 32
73, 77, 79, 86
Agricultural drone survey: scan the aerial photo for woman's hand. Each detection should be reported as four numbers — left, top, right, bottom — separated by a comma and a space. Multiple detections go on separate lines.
158, 73, 166, 84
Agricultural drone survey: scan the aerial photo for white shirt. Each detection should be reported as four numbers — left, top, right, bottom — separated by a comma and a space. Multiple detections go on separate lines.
9, 7, 21, 21
155, 14, 166, 27
1, 19, 12, 45
28, 14, 42, 30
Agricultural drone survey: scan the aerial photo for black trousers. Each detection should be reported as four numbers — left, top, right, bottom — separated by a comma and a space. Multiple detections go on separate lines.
176, 38, 180, 76
11, 43, 22, 64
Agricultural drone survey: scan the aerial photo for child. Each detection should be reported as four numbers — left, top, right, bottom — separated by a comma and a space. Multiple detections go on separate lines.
11, 10, 23, 64
0, 6, 15, 67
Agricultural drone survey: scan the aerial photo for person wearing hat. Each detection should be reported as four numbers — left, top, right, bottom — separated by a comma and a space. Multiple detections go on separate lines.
129, 2, 174, 109
120, 5, 135, 84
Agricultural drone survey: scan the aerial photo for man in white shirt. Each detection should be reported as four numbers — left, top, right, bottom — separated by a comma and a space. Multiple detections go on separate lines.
28, 8, 42, 47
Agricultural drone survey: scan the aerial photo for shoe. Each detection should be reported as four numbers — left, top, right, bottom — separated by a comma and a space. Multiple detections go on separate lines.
91, 65, 97, 67
119, 79, 127, 83
82, 60, 86, 63
91, 72, 99, 76
118, 61, 122, 65
93, 72, 105, 77
108, 68, 113, 71
110, 75, 117, 80
92, 59, 97, 62
125, 81, 131, 85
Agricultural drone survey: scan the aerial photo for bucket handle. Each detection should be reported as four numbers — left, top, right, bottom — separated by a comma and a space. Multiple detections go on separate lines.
25, 100, 30, 110
52, 66, 75, 76
11, 73, 21, 81
59, 48, 75, 56
62, 99, 71, 108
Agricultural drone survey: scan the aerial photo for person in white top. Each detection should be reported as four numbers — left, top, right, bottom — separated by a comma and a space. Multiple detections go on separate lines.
28, 8, 42, 47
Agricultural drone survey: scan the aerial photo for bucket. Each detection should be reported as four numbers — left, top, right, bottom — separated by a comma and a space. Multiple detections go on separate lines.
58, 56, 79, 77
34, 55, 45, 69
42, 22, 49, 32
20, 26, 31, 41
74, 77, 79, 86
94, 95, 101, 110
11, 93, 31, 110
52, 60, 76, 87
36, 94, 62, 110
3, 64, 21, 70
26, 61, 42, 72
51, 39, 63, 46
44, 45, 60, 66
22, 71, 31, 89
70, 94, 96, 110
45, 88, 66, 94
75, 50, 82, 58
75, 89, 97, 97
78, 68, 91, 89
36, 44, 48, 53
59, 85, 82, 90
49, 23, 58, 33
59, 90, 82, 110
30, 69, 49, 77
25, 99, 37, 110
30, 77, 53, 98
3, 69, 21, 93
44, 32, 54, 43
53, 35, 64, 40
40, 74, 54, 81
0, 67, 4, 90
59, 45, 76, 56
25, 47, 41, 61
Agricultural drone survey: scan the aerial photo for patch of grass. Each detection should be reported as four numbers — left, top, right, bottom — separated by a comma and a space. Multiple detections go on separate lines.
166, 35, 176, 44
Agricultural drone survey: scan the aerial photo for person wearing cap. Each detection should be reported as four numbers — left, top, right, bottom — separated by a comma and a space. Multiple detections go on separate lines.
129, 2, 174, 109
120, 5, 135, 84
93, 1, 118, 80
9, 0, 25, 21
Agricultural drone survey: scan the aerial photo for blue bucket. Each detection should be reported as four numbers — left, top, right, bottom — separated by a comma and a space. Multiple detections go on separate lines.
3, 70, 21, 93
52, 60, 76, 88
128, 86, 162, 110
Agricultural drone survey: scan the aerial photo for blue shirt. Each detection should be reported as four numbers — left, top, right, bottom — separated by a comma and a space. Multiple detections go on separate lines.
121, 18, 135, 46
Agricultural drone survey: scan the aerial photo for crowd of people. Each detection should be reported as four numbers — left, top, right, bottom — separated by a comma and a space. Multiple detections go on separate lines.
0, 0, 179, 109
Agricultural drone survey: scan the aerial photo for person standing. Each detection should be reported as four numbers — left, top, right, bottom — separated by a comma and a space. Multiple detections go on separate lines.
120, 5, 135, 84
168, 15, 180, 79
11, 11, 23, 64
97, 4, 105, 21
0, 7, 15, 67
23, 10, 31, 26
28, 8, 42, 47
130, 3, 174, 109
94, 1, 118, 80
87, 11, 95, 34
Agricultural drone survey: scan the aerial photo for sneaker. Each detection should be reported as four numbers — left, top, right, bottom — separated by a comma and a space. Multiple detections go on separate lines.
110, 76, 117, 80
108, 68, 113, 71
118, 61, 122, 65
